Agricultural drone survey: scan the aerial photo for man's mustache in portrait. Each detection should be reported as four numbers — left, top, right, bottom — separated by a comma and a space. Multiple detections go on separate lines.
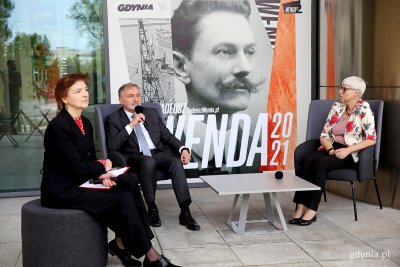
217, 77, 264, 94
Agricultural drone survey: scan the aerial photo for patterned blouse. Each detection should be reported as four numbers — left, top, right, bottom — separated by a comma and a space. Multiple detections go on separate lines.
73, 116, 107, 169
320, 100, 376, 163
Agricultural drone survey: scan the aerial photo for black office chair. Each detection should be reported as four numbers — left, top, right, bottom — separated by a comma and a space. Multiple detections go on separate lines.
294, 99, 383, 221
95, 103, 168, 181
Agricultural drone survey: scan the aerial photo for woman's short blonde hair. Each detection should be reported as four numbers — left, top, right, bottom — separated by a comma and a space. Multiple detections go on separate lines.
342, 76, 366, 97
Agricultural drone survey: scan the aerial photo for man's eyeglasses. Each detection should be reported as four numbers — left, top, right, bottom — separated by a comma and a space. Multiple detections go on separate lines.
338, 86, 357, 93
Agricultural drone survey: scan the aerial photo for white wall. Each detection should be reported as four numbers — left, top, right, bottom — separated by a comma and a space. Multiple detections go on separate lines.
296, 0, 313, 144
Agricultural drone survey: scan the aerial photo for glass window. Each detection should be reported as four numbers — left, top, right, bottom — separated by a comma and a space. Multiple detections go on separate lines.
0, 0, 105, 195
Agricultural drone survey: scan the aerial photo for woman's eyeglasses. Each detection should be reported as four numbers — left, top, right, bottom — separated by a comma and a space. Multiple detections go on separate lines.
338, 86, 357, 93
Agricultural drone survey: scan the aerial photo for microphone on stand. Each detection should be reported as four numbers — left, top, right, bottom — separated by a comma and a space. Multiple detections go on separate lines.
274, 171, 283, 179
134, 106, 149, 130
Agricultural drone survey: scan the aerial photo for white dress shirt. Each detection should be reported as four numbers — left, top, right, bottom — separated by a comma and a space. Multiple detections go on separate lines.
124, 110, 156, 152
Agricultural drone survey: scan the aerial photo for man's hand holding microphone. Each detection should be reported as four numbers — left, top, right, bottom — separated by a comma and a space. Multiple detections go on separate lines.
129, 112, 145, 129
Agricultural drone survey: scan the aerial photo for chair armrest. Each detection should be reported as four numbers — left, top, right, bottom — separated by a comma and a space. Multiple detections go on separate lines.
357, 145, 375, 182
108, 151, 127, 167
294, 139, 320, 175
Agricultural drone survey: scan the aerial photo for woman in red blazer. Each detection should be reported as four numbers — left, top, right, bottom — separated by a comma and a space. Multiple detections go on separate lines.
40, 74, 179, 267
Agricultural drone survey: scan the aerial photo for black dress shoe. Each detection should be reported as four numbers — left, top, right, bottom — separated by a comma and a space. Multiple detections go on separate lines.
149, 208, 161, 227
143, 255, 181, 267
107, 239, 142, 267
179, 211, 200, 231
298, 215, 317, 226
288, 217, 302, 225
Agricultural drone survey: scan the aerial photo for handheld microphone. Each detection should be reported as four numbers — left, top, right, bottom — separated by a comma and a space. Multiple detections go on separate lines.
274, 171, 283, 179
134, 105, 149, 130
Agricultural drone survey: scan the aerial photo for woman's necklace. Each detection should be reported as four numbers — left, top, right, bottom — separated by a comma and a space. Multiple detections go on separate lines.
346, 110, 352, 116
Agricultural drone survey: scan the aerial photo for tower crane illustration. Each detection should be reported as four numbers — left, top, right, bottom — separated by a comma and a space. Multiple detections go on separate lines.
138, 19, 166, 103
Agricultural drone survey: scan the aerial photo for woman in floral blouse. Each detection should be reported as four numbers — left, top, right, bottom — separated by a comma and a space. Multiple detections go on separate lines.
289, 76, 376, 226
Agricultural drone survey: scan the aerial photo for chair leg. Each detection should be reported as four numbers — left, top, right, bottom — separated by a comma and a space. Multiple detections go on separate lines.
323, 189, 327, 202
0, 132, 19, 147
373, 178, 383, 209
350, 182, 357, 221
6, 134, 19, 147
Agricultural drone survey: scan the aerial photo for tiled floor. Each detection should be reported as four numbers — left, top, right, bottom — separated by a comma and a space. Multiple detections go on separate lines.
1, 187, 399, 267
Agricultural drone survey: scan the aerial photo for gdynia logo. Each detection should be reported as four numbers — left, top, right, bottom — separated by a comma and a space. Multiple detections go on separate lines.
117, 4, 154, 11
283, 0, 302, 14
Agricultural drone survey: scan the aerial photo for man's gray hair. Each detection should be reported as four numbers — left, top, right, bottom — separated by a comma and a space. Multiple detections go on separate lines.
118, 82, 140, 97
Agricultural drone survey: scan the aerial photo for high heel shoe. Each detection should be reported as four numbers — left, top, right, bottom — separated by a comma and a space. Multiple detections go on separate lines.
298, 215, 317, 226
107, 239, 142, 267
288, 217, 302, 225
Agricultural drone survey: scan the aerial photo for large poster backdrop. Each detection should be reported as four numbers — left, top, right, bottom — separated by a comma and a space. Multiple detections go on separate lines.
106, 0, 310, 177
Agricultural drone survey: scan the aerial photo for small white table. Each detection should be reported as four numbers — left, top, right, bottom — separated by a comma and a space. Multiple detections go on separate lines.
200, 172, 320, 234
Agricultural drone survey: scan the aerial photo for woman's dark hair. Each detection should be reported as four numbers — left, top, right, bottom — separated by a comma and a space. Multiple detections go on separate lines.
54, 73, 89, 111
171, 0, 251, 57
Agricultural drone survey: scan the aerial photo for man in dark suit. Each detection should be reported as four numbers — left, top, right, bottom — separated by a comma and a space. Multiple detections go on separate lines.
105, 83, 200, 231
